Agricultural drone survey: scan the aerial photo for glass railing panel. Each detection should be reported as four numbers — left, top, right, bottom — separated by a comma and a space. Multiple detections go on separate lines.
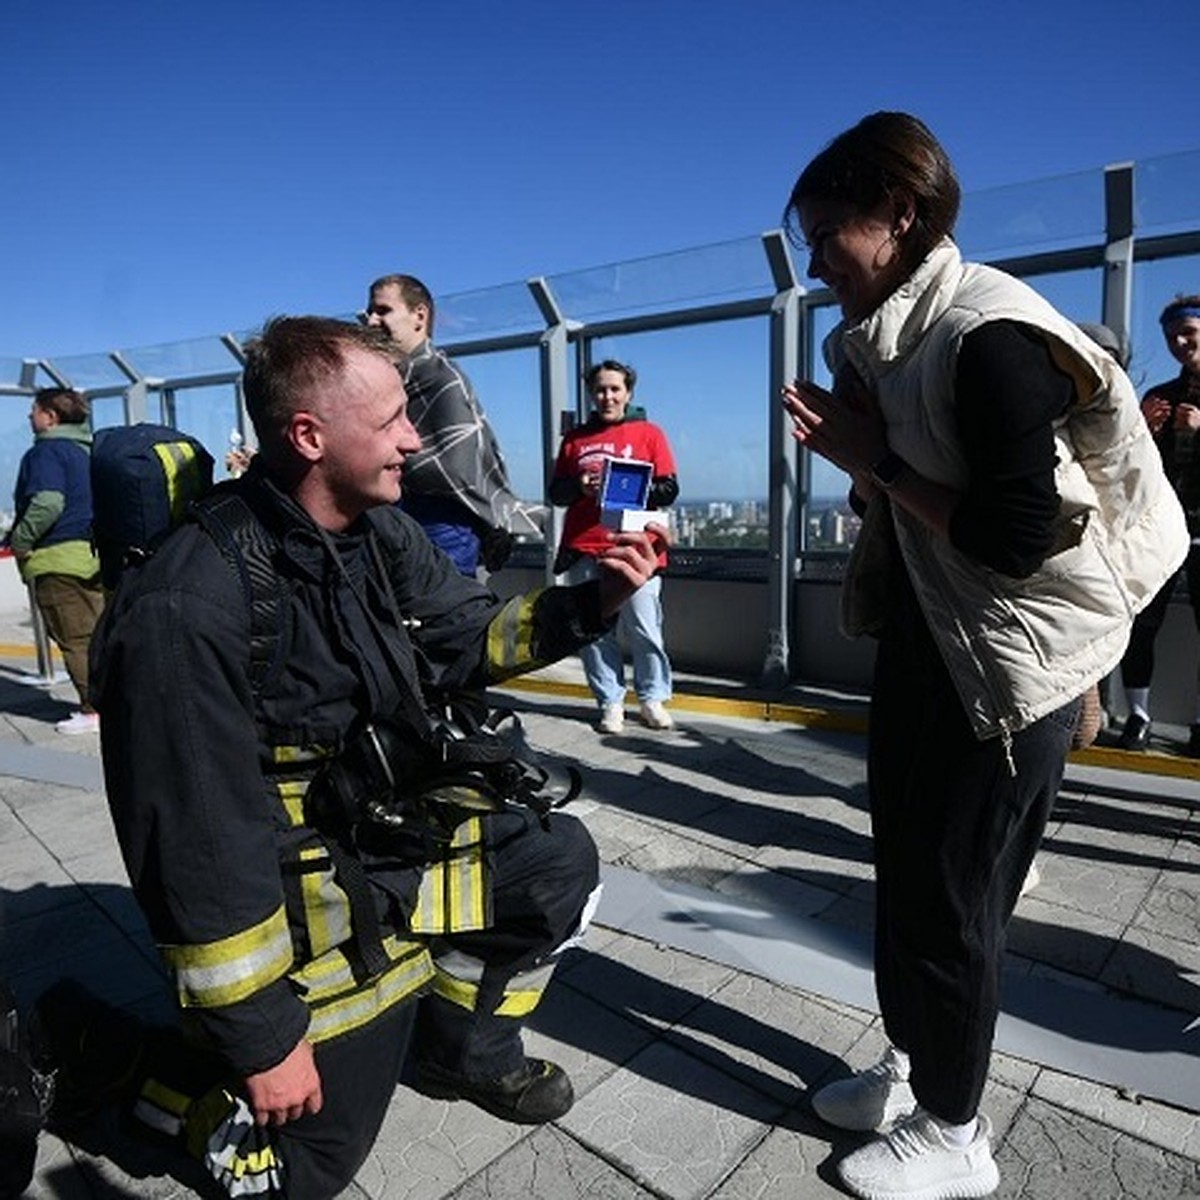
173, 384, 244, 479
121, 336, 242, 382
578, 315, 769, 550
438, 282, 544, 342
1136, 150, 1200, 237
90, 395, 127, 435
0, 358, 25, 388
956, 169, 1105, 261
39, 353, 130, 391
0, 397, 33, 523
548, 236, 776, 322
1017, 267, 1104, 329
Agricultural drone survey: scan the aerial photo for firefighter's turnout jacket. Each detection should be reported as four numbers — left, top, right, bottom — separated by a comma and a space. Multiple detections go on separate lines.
91, 469, 608, 1079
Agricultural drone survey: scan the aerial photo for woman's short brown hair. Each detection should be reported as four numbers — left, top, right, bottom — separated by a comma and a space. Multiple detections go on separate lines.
785, 111, 961, 268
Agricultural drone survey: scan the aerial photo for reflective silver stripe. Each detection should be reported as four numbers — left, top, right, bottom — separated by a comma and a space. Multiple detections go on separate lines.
163, 906, 294, 1009
306, 945, 433, 1044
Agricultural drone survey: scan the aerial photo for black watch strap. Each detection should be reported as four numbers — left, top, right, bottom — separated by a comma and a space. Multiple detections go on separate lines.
870, 452, 907, 490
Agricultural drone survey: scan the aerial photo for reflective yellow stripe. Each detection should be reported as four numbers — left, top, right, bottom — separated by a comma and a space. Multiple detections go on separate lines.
486, 591, 542, 679
305, 943, 433, 1044
434, 950, 554, 1017
494, 988, 544, 1017
410, 818, 488, 934
276, 778, 306, 827
432, 971, 478, 1011
163, 905, 293, 1008
271, 744, 333, 767
140, 1076, 191, 1118
298, 845, 351, 959
151, 441, 208, 524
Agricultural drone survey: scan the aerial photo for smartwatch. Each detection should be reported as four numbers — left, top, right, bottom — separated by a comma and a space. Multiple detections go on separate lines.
870, 451, 907, 490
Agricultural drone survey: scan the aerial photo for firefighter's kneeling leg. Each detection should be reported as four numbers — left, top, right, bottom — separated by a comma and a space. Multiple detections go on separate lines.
413, 807, 599, 1091
41, 982, 416, 1199
198, 998, 416, 1199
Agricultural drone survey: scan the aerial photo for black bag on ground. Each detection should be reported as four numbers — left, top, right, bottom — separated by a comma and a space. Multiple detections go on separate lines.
0, 982, 54, 1199
91, 423, 214, 590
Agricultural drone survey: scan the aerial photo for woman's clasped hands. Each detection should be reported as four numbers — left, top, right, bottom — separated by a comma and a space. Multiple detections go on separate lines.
781, 363, 889, 484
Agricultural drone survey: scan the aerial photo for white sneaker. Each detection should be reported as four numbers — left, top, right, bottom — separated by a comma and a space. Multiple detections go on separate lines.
56, 710, 100, 736
838, 1111, 998, 1200
811, 1045, 916, 1132
598, 704, 625, 734
639, 700, 674, 730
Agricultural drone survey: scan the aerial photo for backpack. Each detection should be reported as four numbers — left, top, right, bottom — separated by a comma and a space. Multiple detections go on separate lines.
91, 423, 215, 590
90, 424, 286, 692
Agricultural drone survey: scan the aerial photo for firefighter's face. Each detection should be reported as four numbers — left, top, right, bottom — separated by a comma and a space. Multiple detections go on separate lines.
306, 346, 421, 527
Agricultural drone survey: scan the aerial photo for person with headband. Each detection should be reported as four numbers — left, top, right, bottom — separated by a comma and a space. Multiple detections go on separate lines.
1115, 295, 1200, 753
781, 112, 1186, 1200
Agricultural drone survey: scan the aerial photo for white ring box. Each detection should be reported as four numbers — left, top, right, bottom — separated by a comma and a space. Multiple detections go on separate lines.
599, 456, 658, 531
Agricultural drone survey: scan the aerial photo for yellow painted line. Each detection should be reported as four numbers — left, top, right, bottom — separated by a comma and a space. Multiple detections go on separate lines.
495, 676, 1200, 781
0, 643, 46, 659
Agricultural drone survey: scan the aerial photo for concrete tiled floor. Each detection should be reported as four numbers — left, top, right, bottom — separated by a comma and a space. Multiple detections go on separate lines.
4, 637, 1200, 1197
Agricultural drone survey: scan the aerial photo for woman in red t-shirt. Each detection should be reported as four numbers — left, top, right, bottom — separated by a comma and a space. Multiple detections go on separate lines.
549, 360, 679, 733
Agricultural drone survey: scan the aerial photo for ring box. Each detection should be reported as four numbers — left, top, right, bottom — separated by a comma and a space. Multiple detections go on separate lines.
599, 456, 658, 531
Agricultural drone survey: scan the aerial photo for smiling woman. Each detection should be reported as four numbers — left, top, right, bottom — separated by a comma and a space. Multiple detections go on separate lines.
777, 111, 1190, 1200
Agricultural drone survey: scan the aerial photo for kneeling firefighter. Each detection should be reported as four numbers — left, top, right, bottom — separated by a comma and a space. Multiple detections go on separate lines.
47, 315, 662, 1200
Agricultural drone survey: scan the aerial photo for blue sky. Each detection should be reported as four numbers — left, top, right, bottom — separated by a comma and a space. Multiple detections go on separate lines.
2, 0, 1195, 362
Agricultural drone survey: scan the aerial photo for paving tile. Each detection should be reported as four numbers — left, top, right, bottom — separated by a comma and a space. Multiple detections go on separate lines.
446, 1124, 655, 1199
358, 1085, 526, 1199
1132, 854, 1200, 945
619, 830, 750, 890
577, 806, 673, 865
1007, 894, 1127, 980
1025, 851, 1155, 925
751, 833, 875, 897
13, 786, 117, 864
559, 1039, 782, 1200
995, 1093, 1200, 1198
558, 932, 736, 1031
1097, 922, 1200, 1015
658, 972, 869, 1105
709, 1122, 844, 1198
1033, 1067, 1200, 1159
522, 978, 662, 1094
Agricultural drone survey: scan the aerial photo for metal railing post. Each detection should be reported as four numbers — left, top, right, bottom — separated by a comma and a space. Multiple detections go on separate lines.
762, 230, 802, 689
1102, 162, 1135, 361
528, 277, 574, 585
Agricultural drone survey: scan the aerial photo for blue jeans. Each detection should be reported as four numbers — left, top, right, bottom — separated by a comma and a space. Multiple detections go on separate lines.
566, 559, 672, 707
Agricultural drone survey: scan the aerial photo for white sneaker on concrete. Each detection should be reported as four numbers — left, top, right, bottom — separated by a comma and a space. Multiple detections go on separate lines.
811, 1045, 916, 1132
639, 700, 674, 730
56, 710, 99, 736
838, 1111, 998, 1200
598, 704, 625, 734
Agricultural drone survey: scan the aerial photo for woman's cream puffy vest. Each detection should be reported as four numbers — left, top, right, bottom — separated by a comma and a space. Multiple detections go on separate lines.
831, 240, 1188, 740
